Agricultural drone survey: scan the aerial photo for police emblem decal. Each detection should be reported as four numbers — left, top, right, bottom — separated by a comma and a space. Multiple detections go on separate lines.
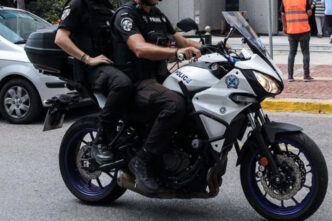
61, 8, 71, 21
121, 17, 133, 32
225, 75, 240, 89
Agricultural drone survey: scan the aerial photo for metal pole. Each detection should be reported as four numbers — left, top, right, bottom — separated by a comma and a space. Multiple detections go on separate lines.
268, 0, 274, 59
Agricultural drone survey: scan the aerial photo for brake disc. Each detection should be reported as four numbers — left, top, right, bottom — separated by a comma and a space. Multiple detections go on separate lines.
261, 154, 302, 200
76, 145, 102, 180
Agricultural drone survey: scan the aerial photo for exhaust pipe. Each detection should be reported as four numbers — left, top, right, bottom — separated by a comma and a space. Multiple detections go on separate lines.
117, 170, 150, 196
117, 170, 220, 199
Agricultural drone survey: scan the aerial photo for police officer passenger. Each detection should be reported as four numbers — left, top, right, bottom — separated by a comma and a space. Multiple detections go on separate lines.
112, 0, 202, 193
55, 0, 133, 164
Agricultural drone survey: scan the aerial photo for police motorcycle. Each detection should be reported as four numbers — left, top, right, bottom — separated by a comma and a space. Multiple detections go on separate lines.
25, 11, 327, 221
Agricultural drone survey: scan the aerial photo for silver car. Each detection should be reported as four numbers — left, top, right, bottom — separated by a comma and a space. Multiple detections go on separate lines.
0, 6, 69, 124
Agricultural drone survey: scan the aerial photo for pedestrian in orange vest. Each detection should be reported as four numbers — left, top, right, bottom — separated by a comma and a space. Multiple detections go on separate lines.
281, 0, 314, 82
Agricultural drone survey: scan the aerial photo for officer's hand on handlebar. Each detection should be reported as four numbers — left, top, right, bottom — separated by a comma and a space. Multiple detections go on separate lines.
177, 47, 202, 60
85, 55, 114, 66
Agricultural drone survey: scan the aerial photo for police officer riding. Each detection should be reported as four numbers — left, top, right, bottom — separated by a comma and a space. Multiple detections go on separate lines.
55, 0, 133, 164
112, 0, 202, 193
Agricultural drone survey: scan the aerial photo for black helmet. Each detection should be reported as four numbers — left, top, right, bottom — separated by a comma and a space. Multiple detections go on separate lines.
140, 0, 162, 7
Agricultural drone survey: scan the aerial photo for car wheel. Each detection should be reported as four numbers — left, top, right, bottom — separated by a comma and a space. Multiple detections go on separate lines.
0, 78, 42, 124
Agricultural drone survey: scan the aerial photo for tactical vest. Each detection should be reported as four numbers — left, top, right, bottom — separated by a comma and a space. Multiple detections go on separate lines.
63, 0, 114, 57
283, 0, 311, 34
112, 2, 173, 82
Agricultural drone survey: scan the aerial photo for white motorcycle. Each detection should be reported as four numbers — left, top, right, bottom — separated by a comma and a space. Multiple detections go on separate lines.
26, 11, 328, 221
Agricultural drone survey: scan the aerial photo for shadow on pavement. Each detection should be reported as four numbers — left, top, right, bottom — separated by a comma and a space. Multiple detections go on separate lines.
75, 197, 265, 221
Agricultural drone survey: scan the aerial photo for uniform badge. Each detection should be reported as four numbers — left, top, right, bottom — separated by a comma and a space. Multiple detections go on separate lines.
61, 8, 71, 21
121, 17, 133, 32
225, 75, 240, 89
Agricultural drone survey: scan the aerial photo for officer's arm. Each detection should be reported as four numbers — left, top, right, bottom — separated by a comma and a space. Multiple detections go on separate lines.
55, 29, 112, 65
173, 33, 201, 48
127, 34, 177, 60
55, 29, 86, 62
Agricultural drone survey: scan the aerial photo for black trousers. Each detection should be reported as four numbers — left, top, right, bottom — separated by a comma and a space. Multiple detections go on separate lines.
288, 32, 311, 77
135, 79, 186, 154
86, 65, 133, 130
325, 15, 332, 34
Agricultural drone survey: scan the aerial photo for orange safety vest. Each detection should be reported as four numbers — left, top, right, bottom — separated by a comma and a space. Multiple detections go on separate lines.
282, 0, 311, 34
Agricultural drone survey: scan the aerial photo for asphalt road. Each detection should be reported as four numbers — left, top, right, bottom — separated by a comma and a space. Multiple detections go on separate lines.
0, 111, 331, 221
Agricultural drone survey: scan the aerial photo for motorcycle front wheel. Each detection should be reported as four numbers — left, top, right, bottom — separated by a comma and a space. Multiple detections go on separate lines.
240, 132, 328, 221
59, 116, 126, 204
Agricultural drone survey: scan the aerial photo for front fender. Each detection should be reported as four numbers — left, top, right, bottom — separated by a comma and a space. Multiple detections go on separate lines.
236, 122, 302, 166
262, 122, 302, 144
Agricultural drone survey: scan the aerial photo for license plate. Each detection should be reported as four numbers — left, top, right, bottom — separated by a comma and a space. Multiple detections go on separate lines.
43, 109, 65, 131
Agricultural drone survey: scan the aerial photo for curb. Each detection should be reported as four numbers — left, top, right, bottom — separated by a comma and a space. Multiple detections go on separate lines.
261, 99, 332, 114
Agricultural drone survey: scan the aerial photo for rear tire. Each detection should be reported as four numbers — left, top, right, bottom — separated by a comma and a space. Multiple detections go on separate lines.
240, 132, 328, 221
59, 116, 126, 204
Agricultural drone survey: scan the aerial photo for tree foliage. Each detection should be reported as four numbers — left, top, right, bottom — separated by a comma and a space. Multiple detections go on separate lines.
28, 0, 67, 23
0, 0, 15, 7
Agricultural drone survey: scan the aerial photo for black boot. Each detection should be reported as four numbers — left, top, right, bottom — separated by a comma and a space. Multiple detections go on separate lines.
91, 127, 114, 164
128, 149, 159, 193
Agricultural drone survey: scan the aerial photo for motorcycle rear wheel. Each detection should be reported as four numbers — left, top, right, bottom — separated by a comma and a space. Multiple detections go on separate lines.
240, 132, 328, 221
59, 116, 126, 204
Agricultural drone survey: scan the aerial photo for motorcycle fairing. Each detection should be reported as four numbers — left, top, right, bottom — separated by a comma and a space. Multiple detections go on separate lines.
235, 54, 283, 82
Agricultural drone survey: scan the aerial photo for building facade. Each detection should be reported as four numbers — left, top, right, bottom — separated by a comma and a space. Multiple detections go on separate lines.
158, 0, 281, 34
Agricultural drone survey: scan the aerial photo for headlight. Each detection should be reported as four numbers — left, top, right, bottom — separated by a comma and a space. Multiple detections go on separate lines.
255, 72, 280, 94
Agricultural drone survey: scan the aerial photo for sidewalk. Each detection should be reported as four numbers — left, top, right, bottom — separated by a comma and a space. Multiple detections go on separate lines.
216, 35, 332, 113
261, 64, 332, 114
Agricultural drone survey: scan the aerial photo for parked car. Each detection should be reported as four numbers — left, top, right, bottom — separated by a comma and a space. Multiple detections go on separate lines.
0, 6, 69, 124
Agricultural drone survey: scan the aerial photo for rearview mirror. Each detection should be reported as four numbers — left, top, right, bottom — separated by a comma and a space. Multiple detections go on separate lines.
177, 18, 199, 33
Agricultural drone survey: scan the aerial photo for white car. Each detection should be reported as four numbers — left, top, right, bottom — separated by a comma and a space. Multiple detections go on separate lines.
0, 6, 69, 124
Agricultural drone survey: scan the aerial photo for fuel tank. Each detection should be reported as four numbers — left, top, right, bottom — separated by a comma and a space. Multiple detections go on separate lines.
163, 53, 227, 94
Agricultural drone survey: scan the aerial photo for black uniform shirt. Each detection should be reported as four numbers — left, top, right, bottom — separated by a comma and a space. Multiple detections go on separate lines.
58, 0, 114, 58
112, 1, 175, 82
58, 0, 94, 56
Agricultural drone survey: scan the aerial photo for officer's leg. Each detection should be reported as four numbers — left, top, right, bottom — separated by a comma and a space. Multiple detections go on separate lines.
288, 34, 299, 80
129, 79, 186, 193
299, 32, 311, 80
88, 65, 133, 163
143, 86, 186, 154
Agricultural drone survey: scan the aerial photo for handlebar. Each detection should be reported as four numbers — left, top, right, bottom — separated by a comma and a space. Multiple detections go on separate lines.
176, 43, 238, 65
177, 46, 210, 61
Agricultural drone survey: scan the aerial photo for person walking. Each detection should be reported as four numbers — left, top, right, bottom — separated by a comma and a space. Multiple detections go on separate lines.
322, 0, 332, 43
281, 0, 314, 82
313, 0, 326, 37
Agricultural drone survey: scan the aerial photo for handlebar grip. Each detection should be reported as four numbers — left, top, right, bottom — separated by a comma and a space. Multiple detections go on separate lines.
177, 53, 186, 61
177, 53, 198, 61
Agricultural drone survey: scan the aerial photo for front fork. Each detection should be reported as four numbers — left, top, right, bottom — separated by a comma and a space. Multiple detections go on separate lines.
247, 109, 280, 176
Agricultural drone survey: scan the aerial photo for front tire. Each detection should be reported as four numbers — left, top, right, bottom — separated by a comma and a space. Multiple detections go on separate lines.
240, 132, 328, 221
59, 116, 126, 204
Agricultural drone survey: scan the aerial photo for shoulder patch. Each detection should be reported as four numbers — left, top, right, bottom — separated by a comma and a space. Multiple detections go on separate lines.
121, 17, 133, 32
61, 8, 71, 21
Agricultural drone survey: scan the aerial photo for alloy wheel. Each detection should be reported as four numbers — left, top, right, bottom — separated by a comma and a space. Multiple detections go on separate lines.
4, 86, 30, 119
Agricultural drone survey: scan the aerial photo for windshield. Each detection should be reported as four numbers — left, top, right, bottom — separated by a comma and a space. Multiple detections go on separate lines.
0, 9, 51, 44
222, 11, 268, 57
